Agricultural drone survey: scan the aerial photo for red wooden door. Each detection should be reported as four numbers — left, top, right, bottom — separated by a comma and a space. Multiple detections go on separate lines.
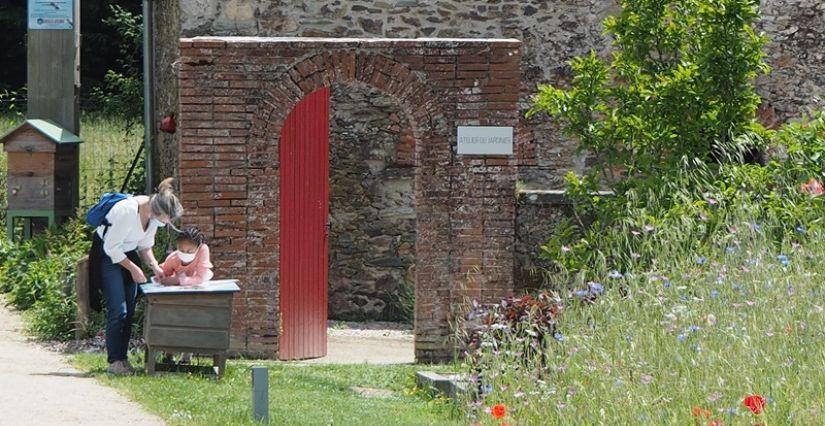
279, 87, 330, 360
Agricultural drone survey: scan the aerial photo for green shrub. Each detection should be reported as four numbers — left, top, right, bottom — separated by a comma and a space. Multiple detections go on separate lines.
0, 219, 90, 340
529, 0, 768, 187
90, 4, 143, 121
26, 269, 78, 341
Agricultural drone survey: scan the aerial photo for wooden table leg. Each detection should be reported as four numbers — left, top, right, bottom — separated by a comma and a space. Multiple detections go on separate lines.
213, 353, 227, 378
145, 346, 156, 375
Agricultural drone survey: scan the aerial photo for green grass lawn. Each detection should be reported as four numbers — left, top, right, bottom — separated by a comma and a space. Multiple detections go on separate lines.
72, 354, 460, 425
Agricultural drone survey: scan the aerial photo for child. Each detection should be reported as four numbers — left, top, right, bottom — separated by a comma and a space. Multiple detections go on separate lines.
157, 226, 213, 365
158, 226, 213, 287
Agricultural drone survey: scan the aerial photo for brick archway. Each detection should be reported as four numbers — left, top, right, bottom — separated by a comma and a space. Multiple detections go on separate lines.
178, 37, 522, 362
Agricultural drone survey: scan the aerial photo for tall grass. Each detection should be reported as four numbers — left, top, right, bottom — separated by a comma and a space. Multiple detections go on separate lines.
462, 205, 825, 424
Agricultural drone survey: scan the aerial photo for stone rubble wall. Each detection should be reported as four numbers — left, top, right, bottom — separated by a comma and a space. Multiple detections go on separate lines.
328, 83, 416, 322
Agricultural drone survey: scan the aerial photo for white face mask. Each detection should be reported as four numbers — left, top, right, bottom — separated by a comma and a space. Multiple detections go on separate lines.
177, 250, 196, 264
150, 217, 166, 228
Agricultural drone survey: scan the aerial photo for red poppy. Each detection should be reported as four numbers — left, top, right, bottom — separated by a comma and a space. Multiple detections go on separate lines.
743, 394, 767, 414
491, 404, 506, 419
708, 420, 724, 426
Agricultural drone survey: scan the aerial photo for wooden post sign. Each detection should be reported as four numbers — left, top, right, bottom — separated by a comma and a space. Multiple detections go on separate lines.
27, 0, 81, 135
4, 0, 82, 241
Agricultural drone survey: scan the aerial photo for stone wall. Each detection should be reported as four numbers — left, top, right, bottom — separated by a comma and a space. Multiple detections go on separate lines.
755, 0, 825, 123
328, 83, 416, 322
157, 0, 824, 189
163, 0, 620, 188
514, 190, 574, 292
177, 37, 521, 361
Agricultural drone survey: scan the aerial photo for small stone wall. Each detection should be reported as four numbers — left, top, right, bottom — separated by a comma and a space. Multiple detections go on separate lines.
328, 83, 415, 322
514, 190, 574, 292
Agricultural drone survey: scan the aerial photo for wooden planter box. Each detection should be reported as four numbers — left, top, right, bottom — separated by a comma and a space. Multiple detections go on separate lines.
140, 280, 240, 377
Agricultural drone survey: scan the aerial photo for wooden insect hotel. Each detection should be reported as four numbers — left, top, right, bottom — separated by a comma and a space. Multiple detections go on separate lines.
0, 119, 81, 240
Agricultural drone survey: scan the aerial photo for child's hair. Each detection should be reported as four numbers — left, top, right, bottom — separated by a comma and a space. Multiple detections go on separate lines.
176, 226, 206, 246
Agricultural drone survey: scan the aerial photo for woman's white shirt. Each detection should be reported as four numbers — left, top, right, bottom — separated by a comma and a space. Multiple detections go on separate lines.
95, 197, 159, 263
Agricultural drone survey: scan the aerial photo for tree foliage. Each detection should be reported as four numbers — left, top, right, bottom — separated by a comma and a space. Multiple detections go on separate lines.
529, 0, 769, 192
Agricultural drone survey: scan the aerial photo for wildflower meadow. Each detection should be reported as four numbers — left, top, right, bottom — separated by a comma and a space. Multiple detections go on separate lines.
464, 217, 825, 424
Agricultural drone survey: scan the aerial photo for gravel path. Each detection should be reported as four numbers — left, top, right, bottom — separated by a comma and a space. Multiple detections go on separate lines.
296, 321, 415, 364
0, 299, 164, 426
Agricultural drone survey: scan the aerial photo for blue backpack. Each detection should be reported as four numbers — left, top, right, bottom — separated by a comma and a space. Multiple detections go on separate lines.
86, 192, 131, 229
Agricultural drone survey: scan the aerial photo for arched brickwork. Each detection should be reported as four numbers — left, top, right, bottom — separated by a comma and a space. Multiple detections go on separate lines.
177, 37, 522, 362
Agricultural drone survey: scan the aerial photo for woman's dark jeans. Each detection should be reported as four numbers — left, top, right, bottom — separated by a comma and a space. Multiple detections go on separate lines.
100, 248, 140, 364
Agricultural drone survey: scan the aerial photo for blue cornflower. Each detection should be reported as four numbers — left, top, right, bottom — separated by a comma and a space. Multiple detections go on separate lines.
696, 256, 708, 265
688, 325, 701, 333
625, 335, 633, 343
796, 226, 807, 234
677, 334, 687, 342
710, 290, 720, 298
573, 289, 589, 298
553, 332, 564, 342
725, 246, 736, 254
663, 280, 671, 289
608, 270, 623, 279
778, 254, 790, 267
750, 223, 762, 231
588, 282, 605, 295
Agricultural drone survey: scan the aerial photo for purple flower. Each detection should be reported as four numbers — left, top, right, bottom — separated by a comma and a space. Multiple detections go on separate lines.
573, 289, 589, 298
588, 282, 605, 295
688, 325, 701, 333
677, 334, 687, 342
553, 332, 564, 342
778, 254, 790, 267
696, 256, 708, 265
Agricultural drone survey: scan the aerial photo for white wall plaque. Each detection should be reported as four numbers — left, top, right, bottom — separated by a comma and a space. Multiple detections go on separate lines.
457, 126, 513, 155
28, 0, 74, 30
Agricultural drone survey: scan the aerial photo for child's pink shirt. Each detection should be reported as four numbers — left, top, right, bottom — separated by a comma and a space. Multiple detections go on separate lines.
159, 244, 214, 286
